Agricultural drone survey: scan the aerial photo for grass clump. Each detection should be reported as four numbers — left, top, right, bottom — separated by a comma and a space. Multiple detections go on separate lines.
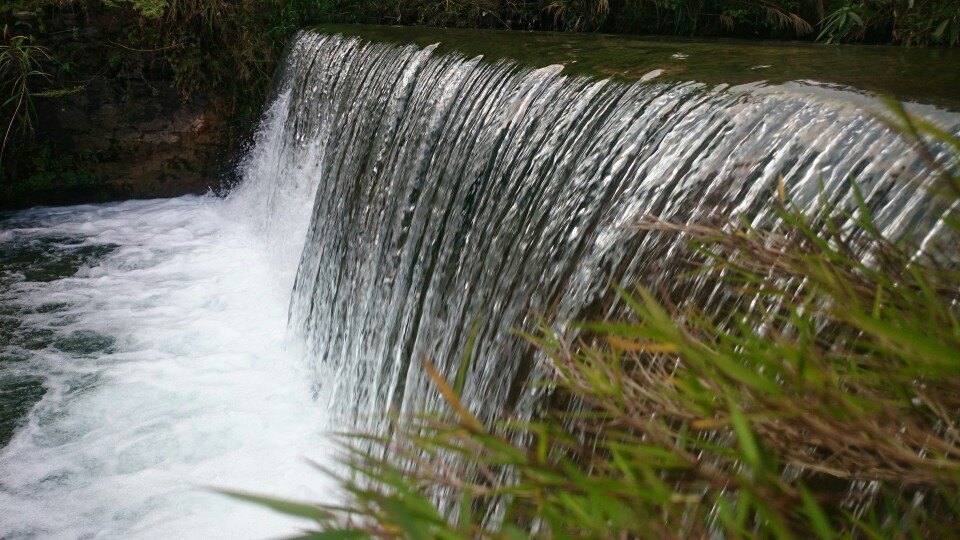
0, 34, 51, 161
222, 106, 960, 538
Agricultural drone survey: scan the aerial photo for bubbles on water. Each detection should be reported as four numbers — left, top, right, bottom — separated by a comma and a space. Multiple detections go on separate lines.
0, 198, 335, 538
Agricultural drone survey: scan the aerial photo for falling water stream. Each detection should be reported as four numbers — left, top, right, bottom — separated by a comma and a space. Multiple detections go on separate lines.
1, 26, 958, 538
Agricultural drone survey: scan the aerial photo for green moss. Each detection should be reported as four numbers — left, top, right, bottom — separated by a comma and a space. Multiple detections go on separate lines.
0, 143, 104, 209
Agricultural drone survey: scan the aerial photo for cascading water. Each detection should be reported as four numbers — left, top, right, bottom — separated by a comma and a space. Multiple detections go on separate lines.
277, 31, 958, 437
1, 26, 957, 538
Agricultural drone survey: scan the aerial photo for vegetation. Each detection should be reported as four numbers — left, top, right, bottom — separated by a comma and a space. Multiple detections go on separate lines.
356, 0, 960, 45
0, 34, 50, 162
0, 28, 104, 206
222, 106, 960, 537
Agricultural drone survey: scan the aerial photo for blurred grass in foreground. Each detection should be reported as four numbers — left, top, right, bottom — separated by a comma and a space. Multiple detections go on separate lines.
222, 104, 960, 538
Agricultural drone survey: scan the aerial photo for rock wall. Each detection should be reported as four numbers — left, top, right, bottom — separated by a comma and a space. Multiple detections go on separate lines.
2, 5, 235, 210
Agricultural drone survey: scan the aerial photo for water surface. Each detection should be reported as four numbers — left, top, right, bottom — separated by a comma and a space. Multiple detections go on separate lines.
319, 23, 960, 109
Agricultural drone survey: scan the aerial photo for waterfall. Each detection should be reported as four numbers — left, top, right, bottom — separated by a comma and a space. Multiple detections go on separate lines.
1, 27, 958, 538
237, 30, 960, 436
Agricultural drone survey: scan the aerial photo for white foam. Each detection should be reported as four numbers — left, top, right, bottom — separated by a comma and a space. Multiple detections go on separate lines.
0, 196, 336, 538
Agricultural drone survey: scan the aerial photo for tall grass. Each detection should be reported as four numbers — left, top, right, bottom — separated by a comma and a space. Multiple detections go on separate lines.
222, 105, 960, 537
0, 35, 51, 163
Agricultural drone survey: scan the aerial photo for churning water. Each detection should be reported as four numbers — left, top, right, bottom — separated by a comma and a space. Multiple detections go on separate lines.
0, 195, 335, 538
1, 28, 958, 538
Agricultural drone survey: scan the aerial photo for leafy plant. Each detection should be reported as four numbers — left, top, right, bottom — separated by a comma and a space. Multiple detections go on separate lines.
817, 2, 870, 41
817, 0, 960, 45
898, 0, 960, 46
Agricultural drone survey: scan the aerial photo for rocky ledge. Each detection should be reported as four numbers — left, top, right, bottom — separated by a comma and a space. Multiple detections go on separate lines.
1, 6, 235, 210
